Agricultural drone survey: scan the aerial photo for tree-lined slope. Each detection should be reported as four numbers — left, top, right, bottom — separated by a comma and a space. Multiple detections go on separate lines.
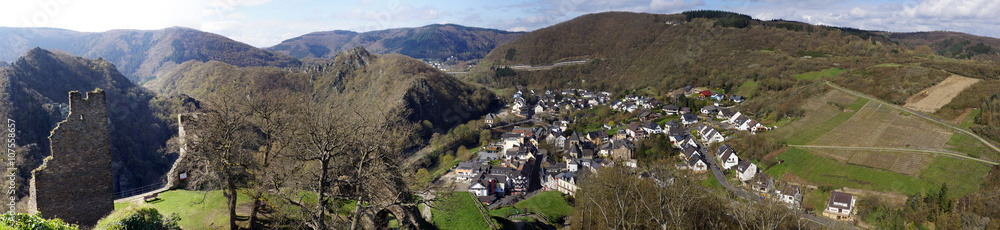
268, 24, 524, 60
0, 27, 301, 83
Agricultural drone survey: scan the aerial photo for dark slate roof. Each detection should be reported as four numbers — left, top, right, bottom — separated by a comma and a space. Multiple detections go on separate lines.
737, 160, 753, 173
828, 191, 854, 209
665, 119, 680, 128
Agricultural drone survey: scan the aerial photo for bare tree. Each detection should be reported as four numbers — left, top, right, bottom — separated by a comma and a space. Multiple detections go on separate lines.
189, 85, 254, 230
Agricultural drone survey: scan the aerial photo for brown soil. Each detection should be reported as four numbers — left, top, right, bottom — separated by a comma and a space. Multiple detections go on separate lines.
904, 75, 980, 113
763, 147, 789, 161
951, 108, 972, 125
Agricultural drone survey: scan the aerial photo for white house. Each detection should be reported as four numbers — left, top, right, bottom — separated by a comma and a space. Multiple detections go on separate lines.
777, 184, 802, 207
534, 104, 545, 114
681, 113, 699, 125
698, 125, 726, 144
736, 160, 757, 182
687, 155, 708, 172
469, 182, 488, 196
823, 191, 856, 221
554, 172, 578, 196
717, 145, 739, 170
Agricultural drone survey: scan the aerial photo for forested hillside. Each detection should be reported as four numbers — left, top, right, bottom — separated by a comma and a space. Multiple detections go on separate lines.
269, 24, 524, 61
0, 48, 174, 200
148, 47, 500, 144
0, 27, 301, 83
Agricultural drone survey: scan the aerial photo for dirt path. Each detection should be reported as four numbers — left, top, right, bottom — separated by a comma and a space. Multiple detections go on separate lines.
903, 75, 980, 113
789, 145, 997, 165
508, 59, 589, 71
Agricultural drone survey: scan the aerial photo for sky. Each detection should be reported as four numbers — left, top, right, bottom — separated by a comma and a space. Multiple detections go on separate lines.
1, 0, 999, 47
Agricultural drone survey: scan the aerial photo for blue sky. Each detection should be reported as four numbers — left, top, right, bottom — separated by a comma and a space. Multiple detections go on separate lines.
2, 0, 999, 47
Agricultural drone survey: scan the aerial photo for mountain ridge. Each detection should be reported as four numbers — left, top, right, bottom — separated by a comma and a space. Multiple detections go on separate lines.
0, 26, 301, 83
268, 24, 525, 61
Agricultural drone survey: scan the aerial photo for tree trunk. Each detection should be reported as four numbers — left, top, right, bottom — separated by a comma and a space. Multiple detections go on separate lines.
315, 159, 330, 230
249, 194, 261, 229
228, 177, 240, 230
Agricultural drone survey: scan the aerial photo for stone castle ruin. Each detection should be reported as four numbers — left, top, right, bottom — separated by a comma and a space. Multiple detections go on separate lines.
27, 90, 113, 227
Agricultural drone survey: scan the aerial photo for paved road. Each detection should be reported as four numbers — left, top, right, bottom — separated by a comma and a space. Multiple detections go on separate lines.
700, 140, 851, 228
509, 59, 589, 71
790, 145, 998, 165
825, 82, 1000, 157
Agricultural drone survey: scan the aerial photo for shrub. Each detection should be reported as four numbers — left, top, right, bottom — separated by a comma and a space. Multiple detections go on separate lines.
0, 213, 78, 230
96, 206, 181, 230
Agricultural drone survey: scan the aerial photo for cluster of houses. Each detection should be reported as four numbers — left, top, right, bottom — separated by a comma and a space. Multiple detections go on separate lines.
474, 85, 861, 222
457, 127, 543, 204
611, 94, 662, 113
510, 88, 614, 118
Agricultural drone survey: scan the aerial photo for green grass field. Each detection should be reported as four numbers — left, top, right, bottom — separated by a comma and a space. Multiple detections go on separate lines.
945, 132, 997, 160
514, 191, 573, 223
794, 68, 847, 80
736, 81, 758, 96
919, 157, 991, 197
114, 190, 251, 229
431, 192, 492, 229
699, 177, 725, 191
764, 148, 987, 197
786, 98, 868, 145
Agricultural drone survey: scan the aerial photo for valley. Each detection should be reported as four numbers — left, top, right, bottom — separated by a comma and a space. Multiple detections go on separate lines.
1, 7, 1000, 230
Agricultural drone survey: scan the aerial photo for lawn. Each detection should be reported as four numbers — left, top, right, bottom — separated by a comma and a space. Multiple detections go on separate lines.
764, 148, 987, 197
736, 81, 758, 96
918, 156, 990, 197
802, 189, 831, 212
514, 191, 573, 224
699, 177, 725, 191
945, 132, 997, 160
794, 68, 847, 80
114, 190, 251, 230
431, 192, 492, 229
785, 98, 868, 145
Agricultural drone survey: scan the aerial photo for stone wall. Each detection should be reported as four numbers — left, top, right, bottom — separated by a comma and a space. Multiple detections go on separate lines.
27, 90, 113, 227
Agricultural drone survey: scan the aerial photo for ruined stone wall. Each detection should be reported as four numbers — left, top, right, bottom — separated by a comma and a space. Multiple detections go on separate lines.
27, 90, 113, 227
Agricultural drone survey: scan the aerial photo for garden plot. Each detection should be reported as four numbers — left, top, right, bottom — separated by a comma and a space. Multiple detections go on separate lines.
903, 75, 980, 113
768, 90, 857, 141
811, 102, 953, 149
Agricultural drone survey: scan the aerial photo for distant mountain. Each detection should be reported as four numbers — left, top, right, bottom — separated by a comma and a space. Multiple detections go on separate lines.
0, 48, 174, 197
0, 27, 301, 83
890, 31, 1000, 60
148, 47, 500, 144
268, 24, 524, 61
0, 61, 7, 68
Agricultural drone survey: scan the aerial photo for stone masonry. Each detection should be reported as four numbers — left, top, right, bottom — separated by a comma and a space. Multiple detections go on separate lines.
27, 90, 113, 227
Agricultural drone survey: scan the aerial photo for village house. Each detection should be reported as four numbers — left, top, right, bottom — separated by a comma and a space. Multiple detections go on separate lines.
777, 184, 803, 207
730, 95, 746, 103
469, 182, 488, 196
823, 191, 857, 221
717, 145, 739, 170
484, 113, 496, 127
748, 173, 774, 194
642, 121, 663, 134
697, 124, 725, 144
700, 105, 718, 115
681, 113, 699, 125
710, 93, 726, 101
716, 108, 736, 120
664, 104, 681, 115
611, 140, 634, 160
455, 162, 490, 182
687, 155, 708, 172
736, 160, 757, 182
554, 172, 578, 196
